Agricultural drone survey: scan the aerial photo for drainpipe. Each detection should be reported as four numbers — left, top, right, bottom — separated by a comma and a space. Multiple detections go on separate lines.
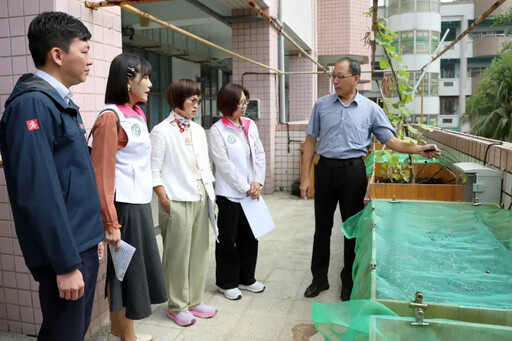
459, 15, 468, 132
278, 0, 286, 123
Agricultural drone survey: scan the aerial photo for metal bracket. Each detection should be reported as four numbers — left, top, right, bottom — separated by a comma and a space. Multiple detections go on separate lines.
410, 291, 430, 327
370, 261, 376, 270
389, 195, 400, 203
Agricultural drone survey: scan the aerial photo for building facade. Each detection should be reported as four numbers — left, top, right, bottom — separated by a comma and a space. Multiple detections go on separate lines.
368, 0, 512, 131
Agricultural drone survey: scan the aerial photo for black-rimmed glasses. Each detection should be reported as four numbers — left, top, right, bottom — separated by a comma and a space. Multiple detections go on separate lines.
330, 73, 355, 81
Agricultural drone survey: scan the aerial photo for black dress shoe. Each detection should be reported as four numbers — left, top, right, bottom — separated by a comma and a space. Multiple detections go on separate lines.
340, 286, 352, 301
304, 282, 329, 298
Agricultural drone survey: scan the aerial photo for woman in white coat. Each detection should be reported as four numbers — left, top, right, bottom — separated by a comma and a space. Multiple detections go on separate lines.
209, 83, 266, 300
150, 79, 217, 327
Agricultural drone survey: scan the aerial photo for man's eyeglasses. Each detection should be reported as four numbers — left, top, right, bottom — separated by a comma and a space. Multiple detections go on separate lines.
330, 73, 355, 81
187, 97, 202, 105
238, 99, 249, 107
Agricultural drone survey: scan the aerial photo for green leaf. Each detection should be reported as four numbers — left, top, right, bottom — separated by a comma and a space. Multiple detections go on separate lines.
398, 105, 413, 118
375, 36, 391, 46
418, 123, 434, 132
379, 58, 391, 69
407, 125, 419, 135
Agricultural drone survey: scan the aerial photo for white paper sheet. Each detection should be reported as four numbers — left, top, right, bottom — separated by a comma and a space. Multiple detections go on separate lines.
208, 197, 219, 242
240, 196, 275, 239
109, 240, 136, 282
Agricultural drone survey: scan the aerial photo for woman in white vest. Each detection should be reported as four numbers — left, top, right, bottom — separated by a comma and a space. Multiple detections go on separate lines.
209, 83, 266, 300
150, 79, 217, 327
90, 53, 167, 341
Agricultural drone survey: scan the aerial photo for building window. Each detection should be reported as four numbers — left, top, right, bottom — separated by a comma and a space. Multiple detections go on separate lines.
431, 31, 440, 53
400, 31, 414, 54
441, 97, 458, 115
388, 0, 399, 16
431, 0, 440, 13
401, 0, 415, 13
470, 30, 506, 40
430, 73, 439, 96
441, 62, 456, 78
416, 30, 429, 54
417, 0, 430, 12
467, 66, 486, 78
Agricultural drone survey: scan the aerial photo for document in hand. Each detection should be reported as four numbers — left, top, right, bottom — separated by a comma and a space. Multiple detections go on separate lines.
109, 240, 136, 281
240, 196, 275, 239
208, 196, 219, 242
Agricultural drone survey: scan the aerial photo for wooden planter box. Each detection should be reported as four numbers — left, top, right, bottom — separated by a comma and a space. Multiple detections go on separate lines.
369, 162, 466, 202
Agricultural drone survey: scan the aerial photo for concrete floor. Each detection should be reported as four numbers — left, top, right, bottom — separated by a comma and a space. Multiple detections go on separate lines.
1, 192, 345, 340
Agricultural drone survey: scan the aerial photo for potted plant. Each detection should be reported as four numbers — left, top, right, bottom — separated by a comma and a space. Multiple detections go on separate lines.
363, 12, 465, 201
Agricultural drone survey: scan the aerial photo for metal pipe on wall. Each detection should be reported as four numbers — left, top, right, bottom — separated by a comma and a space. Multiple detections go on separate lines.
85, 0, 168, 9
278, 0, 286, 123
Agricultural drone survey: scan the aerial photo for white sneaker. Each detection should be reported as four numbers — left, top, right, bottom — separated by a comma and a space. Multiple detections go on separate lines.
218, 287, 243, 300
239, 281, 265, 293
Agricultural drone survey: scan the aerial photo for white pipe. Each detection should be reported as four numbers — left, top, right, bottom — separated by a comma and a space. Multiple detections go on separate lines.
413, 29, 450, 92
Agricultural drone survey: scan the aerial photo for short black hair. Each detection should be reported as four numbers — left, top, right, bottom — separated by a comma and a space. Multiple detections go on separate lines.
217, 83, 250, 117
28, 12, 91, 67
166, 79, 201, 110
105, 53, 152, 105
336, 57, 361, 76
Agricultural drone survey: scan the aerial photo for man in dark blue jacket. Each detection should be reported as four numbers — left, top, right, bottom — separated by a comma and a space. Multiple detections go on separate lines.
0, 12, 104, 341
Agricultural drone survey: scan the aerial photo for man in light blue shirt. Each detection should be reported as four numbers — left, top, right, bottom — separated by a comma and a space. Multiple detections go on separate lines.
301, 57, 440, 300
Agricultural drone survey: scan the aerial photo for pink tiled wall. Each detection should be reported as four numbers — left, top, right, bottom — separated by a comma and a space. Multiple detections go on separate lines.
0, 0, 122, 337
232, 10, 279, 194
288, 56, 317, 122
317, 72, 331, 98
317, 0, 370, 59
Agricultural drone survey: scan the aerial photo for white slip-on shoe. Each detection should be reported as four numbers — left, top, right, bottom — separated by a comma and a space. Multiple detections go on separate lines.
239, 281, 265, 293
107, 333, 121, 341
218, 287, 243, 300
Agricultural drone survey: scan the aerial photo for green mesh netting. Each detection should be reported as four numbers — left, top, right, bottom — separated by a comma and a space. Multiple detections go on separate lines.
312, 300, 398, 340
312, 201, 512, 340
365, 150, 445, 177
312, 301, 512, 341
342, 200, 512, 308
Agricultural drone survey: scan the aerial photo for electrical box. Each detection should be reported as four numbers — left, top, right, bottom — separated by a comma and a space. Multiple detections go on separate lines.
453, 162, 503, 204
244, 99, 260, 120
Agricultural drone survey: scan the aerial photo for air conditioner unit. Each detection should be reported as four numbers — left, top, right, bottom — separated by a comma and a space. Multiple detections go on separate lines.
453, 162, 503, 204
244, 99, 260, 120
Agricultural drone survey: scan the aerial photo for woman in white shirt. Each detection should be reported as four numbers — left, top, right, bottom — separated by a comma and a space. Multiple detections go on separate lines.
209, 83, 266, 300
150, 79, 217, 327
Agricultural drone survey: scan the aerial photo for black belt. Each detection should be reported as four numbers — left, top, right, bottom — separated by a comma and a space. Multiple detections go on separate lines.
319, 155, 363, 167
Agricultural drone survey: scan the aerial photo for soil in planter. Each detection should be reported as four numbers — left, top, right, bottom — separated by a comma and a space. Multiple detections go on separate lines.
375, 177, 445, 184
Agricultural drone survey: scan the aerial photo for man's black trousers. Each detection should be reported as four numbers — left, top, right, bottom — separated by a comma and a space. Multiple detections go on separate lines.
30, 245, 99, 341
311, 156, 367, 291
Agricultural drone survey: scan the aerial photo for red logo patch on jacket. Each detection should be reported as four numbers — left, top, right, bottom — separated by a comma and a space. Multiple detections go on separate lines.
26, 119, 40, 131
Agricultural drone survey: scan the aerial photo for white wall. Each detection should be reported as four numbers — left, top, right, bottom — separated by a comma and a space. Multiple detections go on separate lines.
171, 57, 202, 122
388, 12, 441, 32
441, 3, 474, 19
283, 0, 314, 49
